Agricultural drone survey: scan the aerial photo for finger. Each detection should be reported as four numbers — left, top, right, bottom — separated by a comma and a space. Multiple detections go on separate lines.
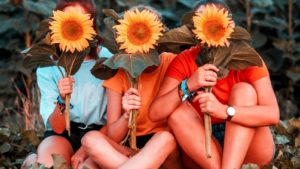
202, 81, 217, 87
127, 100, 141, 106
128, 105, 141, 110
61, 86, 72, 91
127, 88, 139, 95
203, 64, 219, 72
207, 71, 218, 78
61, 89, 72, 95
205, 75, 217, 82
127, 95, 141, 101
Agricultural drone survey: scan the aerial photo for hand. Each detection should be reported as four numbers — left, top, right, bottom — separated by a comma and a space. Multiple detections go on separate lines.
122, 88, 141, 114
71, 147, 88, 169
193, 91, 227, 120
58, 77, 75, 100
187, 64, 219, 91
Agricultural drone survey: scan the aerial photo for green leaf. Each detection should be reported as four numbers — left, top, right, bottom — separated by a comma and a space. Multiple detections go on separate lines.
91, 57, 118, 80
101, 17, 119, 54
102, 9, 120, 21
35, 19, 50, 41
158, 25, 197, 54
227, 41, 263, 70
181, 12, 195, 29
230, 26, 252, 42
23, 0, 56, 16
52, 154, 68, 169
0, 142, 11, 154
57, 49, 89, 76
103, 50, 160, 78
22, 41, 56, 68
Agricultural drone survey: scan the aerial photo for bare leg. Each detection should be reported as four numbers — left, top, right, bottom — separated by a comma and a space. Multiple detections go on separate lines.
222, 82, 274, 169
82, 131, 176, 169
82, 131, 129, 169
21, 153, 37, 169
36, 136, 74, 167
182, 152, 202, 169
162, 145, 183, 169
119, 131, 176, 169
168, 102, 222, 169
80, 158, 100, 169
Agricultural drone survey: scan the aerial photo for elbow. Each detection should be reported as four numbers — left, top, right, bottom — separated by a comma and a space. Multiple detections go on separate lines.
270, 106, 280, 125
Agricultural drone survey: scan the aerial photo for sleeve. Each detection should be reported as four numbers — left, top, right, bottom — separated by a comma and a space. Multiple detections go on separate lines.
165, 50, 192, 82
240, 60, 270, 83
103, 69, 126, 94
36, 67, 59, 129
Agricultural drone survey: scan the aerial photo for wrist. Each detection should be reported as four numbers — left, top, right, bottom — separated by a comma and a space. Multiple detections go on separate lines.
221, 104, 229, 120
186, 79, 194, 92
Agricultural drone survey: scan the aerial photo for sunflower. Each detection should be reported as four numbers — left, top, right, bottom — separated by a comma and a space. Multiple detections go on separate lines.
113, 9, 164, 54
192, 4, 234, 47
49, 7, 96, 53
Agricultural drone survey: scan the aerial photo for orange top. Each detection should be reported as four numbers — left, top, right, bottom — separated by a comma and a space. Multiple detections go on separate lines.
103, 53, 176, 136
166, 45, 269, 124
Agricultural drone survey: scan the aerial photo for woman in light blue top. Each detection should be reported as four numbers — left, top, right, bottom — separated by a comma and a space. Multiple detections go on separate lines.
21, 0, 112, 169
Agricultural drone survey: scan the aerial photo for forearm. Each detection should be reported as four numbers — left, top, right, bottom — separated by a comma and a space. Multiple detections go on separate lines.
229, 105, 279, 127
48, 104, 66, 134
150, 86, 182, 122
108, 114, 129, 143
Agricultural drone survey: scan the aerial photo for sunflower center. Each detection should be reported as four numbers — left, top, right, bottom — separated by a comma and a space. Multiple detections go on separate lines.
127, 22, 151, 45
61, 20, 84, 41
203, 19, 226, 41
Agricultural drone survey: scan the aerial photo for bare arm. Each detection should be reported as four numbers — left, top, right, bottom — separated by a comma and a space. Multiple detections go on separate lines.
149, 64, 218, 122
229, 77, 279, 126
194, 76, 280, 127
106, 89, 129, 142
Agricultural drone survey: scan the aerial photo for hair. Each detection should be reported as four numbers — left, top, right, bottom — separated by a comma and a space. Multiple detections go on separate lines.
193, 0, 231, 14
55, 0, 101, 59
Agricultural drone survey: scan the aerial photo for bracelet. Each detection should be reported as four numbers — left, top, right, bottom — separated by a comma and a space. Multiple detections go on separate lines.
57, 96, 74, 109
179, 79, 190, 102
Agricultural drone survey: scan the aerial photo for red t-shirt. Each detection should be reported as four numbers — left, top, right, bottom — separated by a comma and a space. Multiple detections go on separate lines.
166, 45, 269, 124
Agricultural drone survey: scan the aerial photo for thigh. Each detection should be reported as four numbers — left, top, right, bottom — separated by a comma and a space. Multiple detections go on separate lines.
37, 135, 74, 167
168, 102, 222, 169
244, 127, 274, 166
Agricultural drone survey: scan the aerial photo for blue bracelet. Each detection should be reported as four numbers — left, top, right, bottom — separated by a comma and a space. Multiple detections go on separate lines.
57, 96, 74, 109
181, 79, 189, 101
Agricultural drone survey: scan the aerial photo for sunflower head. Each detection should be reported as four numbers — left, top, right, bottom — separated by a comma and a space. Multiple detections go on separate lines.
113, 8, 164, 54
49, 7, 96, 53
192, 4, 234, 47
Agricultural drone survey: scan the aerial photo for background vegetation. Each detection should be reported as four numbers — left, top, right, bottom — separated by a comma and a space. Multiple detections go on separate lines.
0, 0, 299, 168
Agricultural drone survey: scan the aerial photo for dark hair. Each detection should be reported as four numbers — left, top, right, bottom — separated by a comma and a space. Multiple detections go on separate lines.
55, 0, 101, 59
193, 0, 231, 13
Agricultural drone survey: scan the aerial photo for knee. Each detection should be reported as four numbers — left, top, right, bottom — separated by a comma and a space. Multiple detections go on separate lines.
21, 153, 37, 169
168, 104, 187, 128
229, 82, 257, 106
81, 131, 104, 150
155, 131, 176, 150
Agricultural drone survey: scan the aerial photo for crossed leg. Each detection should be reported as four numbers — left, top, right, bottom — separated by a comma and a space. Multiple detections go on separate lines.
82, 130, 177, 169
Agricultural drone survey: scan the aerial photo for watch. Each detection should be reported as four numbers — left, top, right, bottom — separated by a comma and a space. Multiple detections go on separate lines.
226, 106, 236, 121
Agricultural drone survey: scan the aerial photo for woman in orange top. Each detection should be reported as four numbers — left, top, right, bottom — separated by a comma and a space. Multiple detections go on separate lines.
149, 1, 279, 169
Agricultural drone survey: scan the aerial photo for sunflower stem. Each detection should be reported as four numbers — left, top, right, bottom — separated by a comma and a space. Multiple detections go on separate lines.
204, 87, 212, 158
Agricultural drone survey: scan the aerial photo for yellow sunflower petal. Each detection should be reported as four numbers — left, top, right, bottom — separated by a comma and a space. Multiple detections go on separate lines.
49, 7, 96, 53
193, 4, 234, 47
114, 9, 164, 54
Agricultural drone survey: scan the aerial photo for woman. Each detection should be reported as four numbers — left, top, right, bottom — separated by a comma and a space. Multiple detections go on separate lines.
81, 6, 182, 168
21, 0, 112, 168
149, 1, 279, 169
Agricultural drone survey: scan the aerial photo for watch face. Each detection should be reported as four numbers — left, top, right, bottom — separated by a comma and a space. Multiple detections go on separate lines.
227, 107, 236, 116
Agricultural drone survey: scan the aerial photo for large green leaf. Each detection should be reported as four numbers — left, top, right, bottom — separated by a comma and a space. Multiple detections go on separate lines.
22, 40, 56, 68
57, 48, 89, 76
227, 41, 263, 70
23, 0, 56, 16
230, 26, 252, 42
158, 25, 197, 54
103, 50, 160, 78
102, 9, 120, 21
91, 57, 118, 80
101, 17, 119, 54
52, 154, 68, 169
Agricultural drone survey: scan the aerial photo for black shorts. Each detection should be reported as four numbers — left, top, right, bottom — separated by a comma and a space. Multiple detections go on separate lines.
212, 123, 225, 148
44, 122, 103, 151
124, 133, 154, 149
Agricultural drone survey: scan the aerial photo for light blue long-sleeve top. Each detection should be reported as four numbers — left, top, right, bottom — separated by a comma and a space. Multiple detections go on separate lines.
37, 47, 113, 131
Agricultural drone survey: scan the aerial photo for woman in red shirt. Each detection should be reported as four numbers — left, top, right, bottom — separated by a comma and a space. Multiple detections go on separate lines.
149, 1, 279, 169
